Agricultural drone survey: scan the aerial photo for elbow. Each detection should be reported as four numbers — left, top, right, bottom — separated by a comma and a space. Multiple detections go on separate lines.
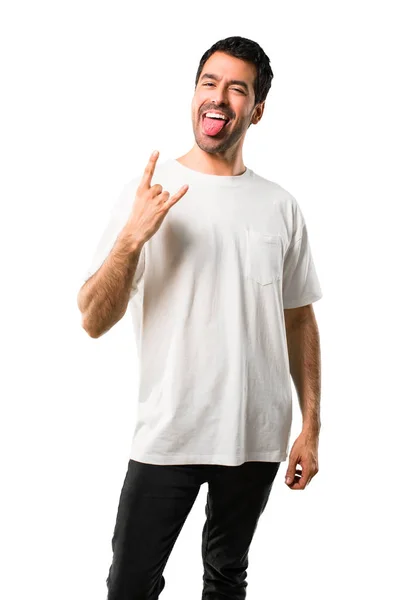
81, 311, 124, 339
81, 315, 100, 338
85, 327, 101, 339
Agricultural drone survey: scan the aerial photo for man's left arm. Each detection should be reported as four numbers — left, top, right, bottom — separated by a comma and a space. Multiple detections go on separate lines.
284, 303, 321, 490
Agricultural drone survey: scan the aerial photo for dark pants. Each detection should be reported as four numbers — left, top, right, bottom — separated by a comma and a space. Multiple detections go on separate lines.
106, 458, 281, 600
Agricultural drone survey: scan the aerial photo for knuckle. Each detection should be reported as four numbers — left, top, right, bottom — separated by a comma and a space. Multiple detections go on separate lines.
152, 183, 163, 194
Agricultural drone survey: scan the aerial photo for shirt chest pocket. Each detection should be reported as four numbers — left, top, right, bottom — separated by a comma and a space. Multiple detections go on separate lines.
245, 229, 283, 286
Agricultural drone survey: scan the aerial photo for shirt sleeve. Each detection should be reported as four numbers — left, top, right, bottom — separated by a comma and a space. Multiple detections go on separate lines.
82, 177, 145, 300
282, 219, 323, 309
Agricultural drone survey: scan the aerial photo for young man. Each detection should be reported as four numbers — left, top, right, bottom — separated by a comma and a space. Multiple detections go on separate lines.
78, 36, 323, 600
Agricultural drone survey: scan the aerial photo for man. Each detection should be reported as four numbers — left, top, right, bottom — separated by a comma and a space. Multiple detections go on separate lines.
78, 36, 323, 600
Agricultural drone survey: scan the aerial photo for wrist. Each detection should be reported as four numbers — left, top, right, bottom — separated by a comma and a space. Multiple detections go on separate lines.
119, 227, 146, 253
302, 421, 321, 438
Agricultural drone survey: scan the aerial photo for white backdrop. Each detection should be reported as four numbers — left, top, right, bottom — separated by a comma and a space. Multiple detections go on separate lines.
1, 1, 399, 599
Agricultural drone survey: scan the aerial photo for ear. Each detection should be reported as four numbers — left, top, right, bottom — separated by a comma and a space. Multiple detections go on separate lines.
251, 101, 265, 125
255, 101, 265, 123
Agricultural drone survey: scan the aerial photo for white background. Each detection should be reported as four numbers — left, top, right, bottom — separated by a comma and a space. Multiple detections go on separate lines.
1, 1, 399, 599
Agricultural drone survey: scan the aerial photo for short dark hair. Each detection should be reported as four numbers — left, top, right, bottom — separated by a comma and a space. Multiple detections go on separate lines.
194, 36, 274, 107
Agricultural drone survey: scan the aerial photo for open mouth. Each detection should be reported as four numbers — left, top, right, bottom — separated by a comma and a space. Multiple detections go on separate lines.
201, 112, 231, 136
201, 112, 231, 127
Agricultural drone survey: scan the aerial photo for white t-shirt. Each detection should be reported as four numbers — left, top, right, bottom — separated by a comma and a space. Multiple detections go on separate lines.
84, 158, 323, 466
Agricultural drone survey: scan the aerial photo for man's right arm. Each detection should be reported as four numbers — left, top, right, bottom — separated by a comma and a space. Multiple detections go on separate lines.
77, 227, 145, 338
78, 150, 189, 338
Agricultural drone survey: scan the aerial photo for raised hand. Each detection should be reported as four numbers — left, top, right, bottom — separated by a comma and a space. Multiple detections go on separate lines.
125, 150, 189, 245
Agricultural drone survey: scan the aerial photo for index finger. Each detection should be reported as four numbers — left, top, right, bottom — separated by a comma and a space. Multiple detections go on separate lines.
138, 150, 159, 191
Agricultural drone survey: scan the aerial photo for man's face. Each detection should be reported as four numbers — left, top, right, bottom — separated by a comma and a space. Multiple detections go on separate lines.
191, 51, 264, 155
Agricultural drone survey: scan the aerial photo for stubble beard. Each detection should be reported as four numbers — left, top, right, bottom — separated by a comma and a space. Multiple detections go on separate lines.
193, 113, 245, 155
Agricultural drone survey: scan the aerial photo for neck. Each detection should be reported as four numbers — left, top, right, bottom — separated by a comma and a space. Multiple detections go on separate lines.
176, 146, 246, 177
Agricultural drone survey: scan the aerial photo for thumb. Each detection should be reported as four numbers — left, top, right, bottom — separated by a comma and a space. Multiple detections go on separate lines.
285, 462, 296, 484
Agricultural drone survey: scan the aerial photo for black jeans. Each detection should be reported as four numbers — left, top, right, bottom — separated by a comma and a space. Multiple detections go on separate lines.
106, 458, 281, 600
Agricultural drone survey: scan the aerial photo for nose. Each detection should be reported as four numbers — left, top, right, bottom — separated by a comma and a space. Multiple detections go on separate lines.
210, 84, 229, 105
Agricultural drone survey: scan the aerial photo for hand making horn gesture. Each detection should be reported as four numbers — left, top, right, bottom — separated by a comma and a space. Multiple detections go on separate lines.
125, 150, 189, 245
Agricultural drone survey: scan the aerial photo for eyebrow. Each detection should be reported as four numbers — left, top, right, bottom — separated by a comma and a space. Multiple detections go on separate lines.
199, 73, 249, 92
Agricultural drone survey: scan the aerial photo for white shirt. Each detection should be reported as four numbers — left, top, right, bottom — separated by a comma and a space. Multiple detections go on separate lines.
84, 158, 323, 466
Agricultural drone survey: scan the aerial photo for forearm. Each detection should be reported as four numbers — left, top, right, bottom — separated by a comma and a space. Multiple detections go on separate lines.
285, 315, 321, 436
78, 228, 144, 338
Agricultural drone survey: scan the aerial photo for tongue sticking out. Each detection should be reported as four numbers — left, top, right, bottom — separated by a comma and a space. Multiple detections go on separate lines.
202, 116, 227, 136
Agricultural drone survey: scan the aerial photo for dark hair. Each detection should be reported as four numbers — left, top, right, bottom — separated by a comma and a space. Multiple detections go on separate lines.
194, 36, 274, 107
